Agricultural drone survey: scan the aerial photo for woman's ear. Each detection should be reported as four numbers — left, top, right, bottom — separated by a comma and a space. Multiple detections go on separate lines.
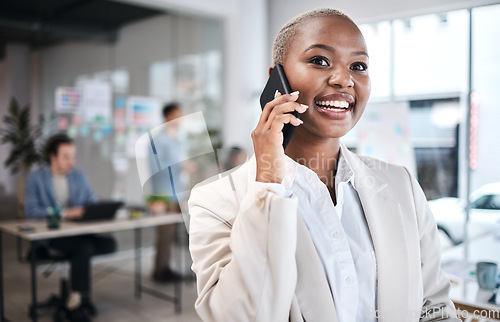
268, 67, 273, 77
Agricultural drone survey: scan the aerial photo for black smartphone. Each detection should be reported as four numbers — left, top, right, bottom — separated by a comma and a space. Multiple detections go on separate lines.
259, 64, 299, 150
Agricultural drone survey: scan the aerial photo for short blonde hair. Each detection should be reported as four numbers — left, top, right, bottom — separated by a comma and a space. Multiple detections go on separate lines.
271, 8, 355, 65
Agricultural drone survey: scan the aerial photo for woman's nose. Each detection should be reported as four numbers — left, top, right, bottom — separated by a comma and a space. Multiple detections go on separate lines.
327, 68, 354, 88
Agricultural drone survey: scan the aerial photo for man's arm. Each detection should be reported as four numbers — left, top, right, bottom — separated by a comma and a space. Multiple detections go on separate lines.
23, 171, 49, 219
71, 170, 97, 205
80, 171, 97, 204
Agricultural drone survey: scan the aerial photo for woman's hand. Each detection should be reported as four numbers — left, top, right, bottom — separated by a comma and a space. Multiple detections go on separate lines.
252, 91, 308, 184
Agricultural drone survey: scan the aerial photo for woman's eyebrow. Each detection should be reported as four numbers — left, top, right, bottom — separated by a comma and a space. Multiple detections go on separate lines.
304, 44, 369, 58
352, 50, 369, 58
304, 44, 333, 53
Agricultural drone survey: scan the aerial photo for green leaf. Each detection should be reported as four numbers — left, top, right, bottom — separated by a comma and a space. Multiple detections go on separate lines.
8, 98, 19, 116
1, 132, 19, 144
1, 97, 45, 175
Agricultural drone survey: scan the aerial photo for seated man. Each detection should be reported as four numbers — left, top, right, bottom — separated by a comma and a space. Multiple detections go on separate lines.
24, 133, 116, 321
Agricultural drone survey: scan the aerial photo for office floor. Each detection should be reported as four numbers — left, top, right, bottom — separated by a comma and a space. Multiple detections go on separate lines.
1, 228, 202, 322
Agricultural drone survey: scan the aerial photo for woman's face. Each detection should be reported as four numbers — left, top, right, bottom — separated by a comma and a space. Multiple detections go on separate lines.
282, 16, 371, 141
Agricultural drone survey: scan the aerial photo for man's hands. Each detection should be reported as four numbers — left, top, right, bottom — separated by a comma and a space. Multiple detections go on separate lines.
64, 206, 84, 219
252, 91, 308, 184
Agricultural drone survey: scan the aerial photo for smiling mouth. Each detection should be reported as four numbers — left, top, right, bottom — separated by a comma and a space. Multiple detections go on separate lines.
314, 100, 352, 112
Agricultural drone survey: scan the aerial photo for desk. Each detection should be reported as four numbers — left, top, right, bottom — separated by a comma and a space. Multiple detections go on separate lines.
0, 214, 185, 322
441, 233, 500, 320
448, 276, 500, 320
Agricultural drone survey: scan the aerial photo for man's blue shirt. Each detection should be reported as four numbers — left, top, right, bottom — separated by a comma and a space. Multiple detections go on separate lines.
24, 165, 97, 219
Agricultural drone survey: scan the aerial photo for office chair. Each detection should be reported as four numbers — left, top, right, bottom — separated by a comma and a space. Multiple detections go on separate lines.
25, 244, 70, 321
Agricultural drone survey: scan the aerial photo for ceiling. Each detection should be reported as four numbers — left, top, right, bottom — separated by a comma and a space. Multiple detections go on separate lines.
0, 0, 164, 59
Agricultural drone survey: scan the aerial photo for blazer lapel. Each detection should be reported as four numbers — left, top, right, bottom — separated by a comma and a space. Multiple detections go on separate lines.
295, 212, 338, 322
343, 146, 412, 317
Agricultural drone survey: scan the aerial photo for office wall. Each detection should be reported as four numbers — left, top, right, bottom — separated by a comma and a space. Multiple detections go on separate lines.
0, 44, 32, 196
38, 13, 222, 116
0, 59, 7, 195
34, 13, 223, 204
126, 0, 268, 152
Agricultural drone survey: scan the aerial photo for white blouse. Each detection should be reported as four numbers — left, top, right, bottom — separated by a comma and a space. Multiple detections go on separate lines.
262, 146, 378, 321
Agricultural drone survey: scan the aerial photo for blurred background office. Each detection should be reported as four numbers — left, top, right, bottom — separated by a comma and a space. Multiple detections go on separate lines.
1, 0, 500, 320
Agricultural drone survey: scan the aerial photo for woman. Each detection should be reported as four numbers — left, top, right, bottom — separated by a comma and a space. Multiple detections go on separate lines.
189, 8, 459, 322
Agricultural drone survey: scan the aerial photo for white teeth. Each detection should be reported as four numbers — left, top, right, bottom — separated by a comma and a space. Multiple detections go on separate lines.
315, 100, 350, 109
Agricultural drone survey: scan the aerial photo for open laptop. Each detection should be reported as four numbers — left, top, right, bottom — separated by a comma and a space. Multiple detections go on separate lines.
71, 201, 124, 222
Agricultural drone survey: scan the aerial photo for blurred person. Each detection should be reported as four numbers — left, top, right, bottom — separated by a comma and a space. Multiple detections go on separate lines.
188, 8, 459, 321
222, 146, 246, 171
148, 102, 185, 282
24, 133, 116, 321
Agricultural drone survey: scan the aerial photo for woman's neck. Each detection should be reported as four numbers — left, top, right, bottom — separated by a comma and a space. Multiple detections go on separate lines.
285, 132, 340, 188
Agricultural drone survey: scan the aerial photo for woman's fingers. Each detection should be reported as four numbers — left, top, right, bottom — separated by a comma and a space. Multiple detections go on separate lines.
269, 114, 304, 135
259, 91, 299, 123
265, 102, 308, 130
252, 91, 307, 183
253, 113, 303, 140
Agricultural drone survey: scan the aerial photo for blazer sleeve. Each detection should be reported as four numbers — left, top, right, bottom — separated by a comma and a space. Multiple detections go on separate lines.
188, 177, 299, 322
23, 171, 49, 219
406, 170, 460, 321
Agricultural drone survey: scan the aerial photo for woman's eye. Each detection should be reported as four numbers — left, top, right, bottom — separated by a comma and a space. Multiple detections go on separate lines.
351, 62, 368, 71
309, 56, 329, 66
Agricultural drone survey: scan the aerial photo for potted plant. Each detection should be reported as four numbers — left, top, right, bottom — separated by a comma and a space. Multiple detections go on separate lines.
0, 97, 46, 218
145, 194, 171, 215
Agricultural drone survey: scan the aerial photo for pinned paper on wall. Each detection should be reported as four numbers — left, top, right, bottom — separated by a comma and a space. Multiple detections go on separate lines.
115, 96, 126, 109
57, 117, 69, 130
357, 102, 417, 177
114, 96, 127, 132
82, 80, 112, 124
80, 124, 90, 137
115, 122, 126, 132
126, 96, 161, 127
115, 107, 126, 120
67, 125, 78, 138
102, 124, 112, 136
126, 129, 140, 158
55, 87, 82, 113
115, 132, 126, 147
93, 130, 103, 142
71, 115, 82, 127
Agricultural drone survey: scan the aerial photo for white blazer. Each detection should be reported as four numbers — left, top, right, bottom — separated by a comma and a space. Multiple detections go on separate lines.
188, 144, 459, 322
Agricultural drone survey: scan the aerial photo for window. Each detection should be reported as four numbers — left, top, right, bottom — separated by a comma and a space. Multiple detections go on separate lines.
392, 10, 469, 97
472, 195, 491, 209
473, 195, 500, 210
359, 21, 391, 99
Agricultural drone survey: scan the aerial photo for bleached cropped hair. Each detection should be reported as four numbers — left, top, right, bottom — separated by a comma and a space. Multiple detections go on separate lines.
271, 8, 355, 65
